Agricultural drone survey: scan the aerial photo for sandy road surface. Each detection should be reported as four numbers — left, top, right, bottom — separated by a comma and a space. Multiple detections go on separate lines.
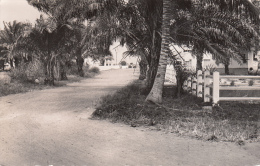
0, 69, 259, 166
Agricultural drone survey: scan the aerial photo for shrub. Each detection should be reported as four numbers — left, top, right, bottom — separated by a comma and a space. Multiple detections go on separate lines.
120, 61, 127, 66
25, 60, 44, 80
9, 64, 27, 82
204, 64, 217, 75
88, 67, 100, 74
8, 60, 44, 83
248, 79, 254, 86
230, 80, 235, 86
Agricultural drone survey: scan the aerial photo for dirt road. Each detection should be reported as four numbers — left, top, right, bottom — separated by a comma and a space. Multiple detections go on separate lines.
0, 69, 259, 166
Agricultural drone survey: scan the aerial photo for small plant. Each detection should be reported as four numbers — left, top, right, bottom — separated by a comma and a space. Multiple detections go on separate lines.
120, 61, 127, 66
25, 60, 44, 81
8, 64, 27, 82
88, 67, 100, 74
230, 80, 235, 86
204, 64, 217, 75
248, 79, 254, 86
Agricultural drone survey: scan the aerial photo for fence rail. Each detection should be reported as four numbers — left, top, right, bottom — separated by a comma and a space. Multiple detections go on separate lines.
183, 70, 260, 104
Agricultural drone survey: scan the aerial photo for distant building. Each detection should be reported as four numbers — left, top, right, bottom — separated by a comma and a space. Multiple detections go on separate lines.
85, 41, 138, 68
171, 45, 260, 75
83, 41, 138, 71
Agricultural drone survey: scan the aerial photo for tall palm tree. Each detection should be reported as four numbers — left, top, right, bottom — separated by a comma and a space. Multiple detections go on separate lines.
114, 0, 162, 87
145, 0, 172, 103
27, 0, 118, 79
171, 1, 259, 72
146, 0, 260, 104
0, 21, 31, 68
27, 0, 97, 83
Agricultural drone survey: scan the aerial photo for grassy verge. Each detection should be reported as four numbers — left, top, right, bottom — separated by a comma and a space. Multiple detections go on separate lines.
92, 80, 260, 144
0, 69, 100, 97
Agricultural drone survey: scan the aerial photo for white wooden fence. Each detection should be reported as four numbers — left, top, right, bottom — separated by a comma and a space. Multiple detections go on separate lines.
183, 70, 260, 104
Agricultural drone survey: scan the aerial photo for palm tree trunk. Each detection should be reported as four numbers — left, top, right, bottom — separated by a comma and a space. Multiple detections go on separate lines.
146, 0, 172, 104
139, 56, 148, 80
44, 57, 55, 86
224, 59, 230, 75
145, 30, 162, 92
59, 61, 68, 80
196, 51, 203, 71
76, 48, 84, 77
146, 53, 159, 91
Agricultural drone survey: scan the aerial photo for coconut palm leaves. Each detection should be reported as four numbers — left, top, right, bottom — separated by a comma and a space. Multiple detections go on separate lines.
0, 21, 31, 67
146, 0, 260, 103
171, 2, 259, 71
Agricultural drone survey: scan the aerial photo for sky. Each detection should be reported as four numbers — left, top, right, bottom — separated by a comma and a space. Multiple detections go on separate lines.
0, 0, 41, 29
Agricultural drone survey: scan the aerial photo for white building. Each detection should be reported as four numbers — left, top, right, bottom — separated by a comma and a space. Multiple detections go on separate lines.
107, 41, 138, 66
171, 45, 260, 75
84, 41, 138, 70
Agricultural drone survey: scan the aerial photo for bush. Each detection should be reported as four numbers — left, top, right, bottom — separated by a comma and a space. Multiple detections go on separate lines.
230, 80, 235, 86
25, 60, 44, 80
9, 64, 27, 82
204, 64, 217, 75
248, 79, 254, 86
8, 60, 44, 83
120, 61, 127, 66
88, 67, 100, 74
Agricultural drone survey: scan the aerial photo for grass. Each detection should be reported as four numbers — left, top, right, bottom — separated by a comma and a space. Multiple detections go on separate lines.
92, 80, 260, 144
0, 75, 84, 97
0, 69, 100, 97
220, 90, 260, 97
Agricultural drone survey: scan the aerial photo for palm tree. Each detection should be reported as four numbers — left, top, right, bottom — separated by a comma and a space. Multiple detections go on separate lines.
171, 2, 259, 73
27, 0, 98, 83
27, 0, 115, 80
145, 0, 260, 104
0, 21, 31, 68
145, 0, 173, 103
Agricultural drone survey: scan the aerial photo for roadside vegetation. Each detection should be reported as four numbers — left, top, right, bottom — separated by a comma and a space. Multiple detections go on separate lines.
92, 80, 260, 144
0, 65, 100, 97
0, 0, 259, 145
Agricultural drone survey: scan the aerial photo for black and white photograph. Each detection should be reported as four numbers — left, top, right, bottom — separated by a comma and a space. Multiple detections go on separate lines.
0, 0, 260, 165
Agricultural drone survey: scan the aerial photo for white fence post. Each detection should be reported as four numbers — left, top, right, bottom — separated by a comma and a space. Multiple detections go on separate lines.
213, 71, 220, 104
197, 70, 203, 98
192, 77, 197, 95
204, 70, 210, 102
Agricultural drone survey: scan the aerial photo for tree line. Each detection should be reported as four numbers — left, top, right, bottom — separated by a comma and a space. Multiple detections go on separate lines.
0, 0, 259, 104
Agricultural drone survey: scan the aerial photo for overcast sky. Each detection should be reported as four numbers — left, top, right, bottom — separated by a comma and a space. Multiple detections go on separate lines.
0, 0, 41, 29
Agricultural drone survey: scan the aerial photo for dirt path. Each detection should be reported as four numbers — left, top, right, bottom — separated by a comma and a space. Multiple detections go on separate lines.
0, 69, 259, 166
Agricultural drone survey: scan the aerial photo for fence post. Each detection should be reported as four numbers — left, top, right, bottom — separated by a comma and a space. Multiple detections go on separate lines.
212, 71, 220, 104
192, 77, 197, 96
197, 70, 203, 98
204, 70, 210, 102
